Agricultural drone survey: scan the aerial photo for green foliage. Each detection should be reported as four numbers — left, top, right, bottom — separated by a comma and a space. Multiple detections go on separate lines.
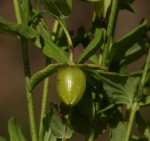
0, 16, 38, 39
41, 0, 72, 19
8, 117, 26, 141
0, 0, 150, 141
0, 137, 7, 141
77, 28, 105, 64
43, 103, 73, 140
102, 74, 142, 108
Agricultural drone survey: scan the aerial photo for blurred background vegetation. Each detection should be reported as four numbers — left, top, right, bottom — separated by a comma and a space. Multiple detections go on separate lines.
0, 0, 150, 140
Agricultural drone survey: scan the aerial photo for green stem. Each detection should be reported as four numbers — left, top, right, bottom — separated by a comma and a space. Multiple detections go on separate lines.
85, 129, 95, 141
141, 47, 150, 88
57, 19, 74, 65
13, 0, 22, 24
101, 0, 119, 66
13, 1, 38, 141
125, 102, 138, 141
39, 58, 50, 141
21, 39, 38, 141
52, 20, 59, 41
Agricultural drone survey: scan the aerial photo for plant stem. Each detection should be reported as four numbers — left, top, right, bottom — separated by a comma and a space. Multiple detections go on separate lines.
13, 0, 22, 24
86, 129, 95, 141
39, 58, 50, 141
21, 39, 38, 141
52, 20, 59, 41
13, 1, 38, 141
101, 0, 119, 66
140, 47, 150, 88
57, 19, 74, 65
125, 102, 138, 141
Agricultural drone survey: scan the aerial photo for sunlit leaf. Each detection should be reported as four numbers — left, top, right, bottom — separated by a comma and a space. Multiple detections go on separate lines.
94, 0, 111, 18
8, 117, 26, 141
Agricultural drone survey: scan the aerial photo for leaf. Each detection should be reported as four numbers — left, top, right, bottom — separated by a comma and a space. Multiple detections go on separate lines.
0, 16, 38, 39
8, 117, 26, 141
20, 0, 32, 23
118, 0, 136, 13
41, 0, 72, 19
77, 28, 105, 64
34, 19, 68, 63
89, 54, 99, 64
109, 113, 127, 141
43, 40, 69, 63
28, 63, 66, 91
109, 20, 148, 63
33, 16, 52, 48
138, 96, 150, 107
94, 0, 111, 18
43, 128, 57, 141
101, 74, 142, 108
44, 103, 73, 139
120, 39, 148, 65
0, 137, 7, 141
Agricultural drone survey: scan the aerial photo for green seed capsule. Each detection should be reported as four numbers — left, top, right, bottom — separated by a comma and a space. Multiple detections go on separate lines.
56, 67, 86, 106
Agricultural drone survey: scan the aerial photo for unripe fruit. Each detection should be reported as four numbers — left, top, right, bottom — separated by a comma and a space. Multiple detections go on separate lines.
56, 67, 86, 106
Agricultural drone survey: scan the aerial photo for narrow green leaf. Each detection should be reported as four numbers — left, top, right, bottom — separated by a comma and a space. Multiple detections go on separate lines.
20, 0, 31, 23
43, 40, 69, 63
118, 0, 136, 13
89, 55, 99, 64
94, 0, 111, 18
0, 16, 38, 39
33, 16, 52, 48
121, 39, 148, 65
8, 117, 26, 141
101, 74, 142, 108
33, 17, 69, 62
109, 20, 148, 63
41, 0, 72, 19
0, 137, 7, 141
28, 63, 66, 91
77, 28, 105, 64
